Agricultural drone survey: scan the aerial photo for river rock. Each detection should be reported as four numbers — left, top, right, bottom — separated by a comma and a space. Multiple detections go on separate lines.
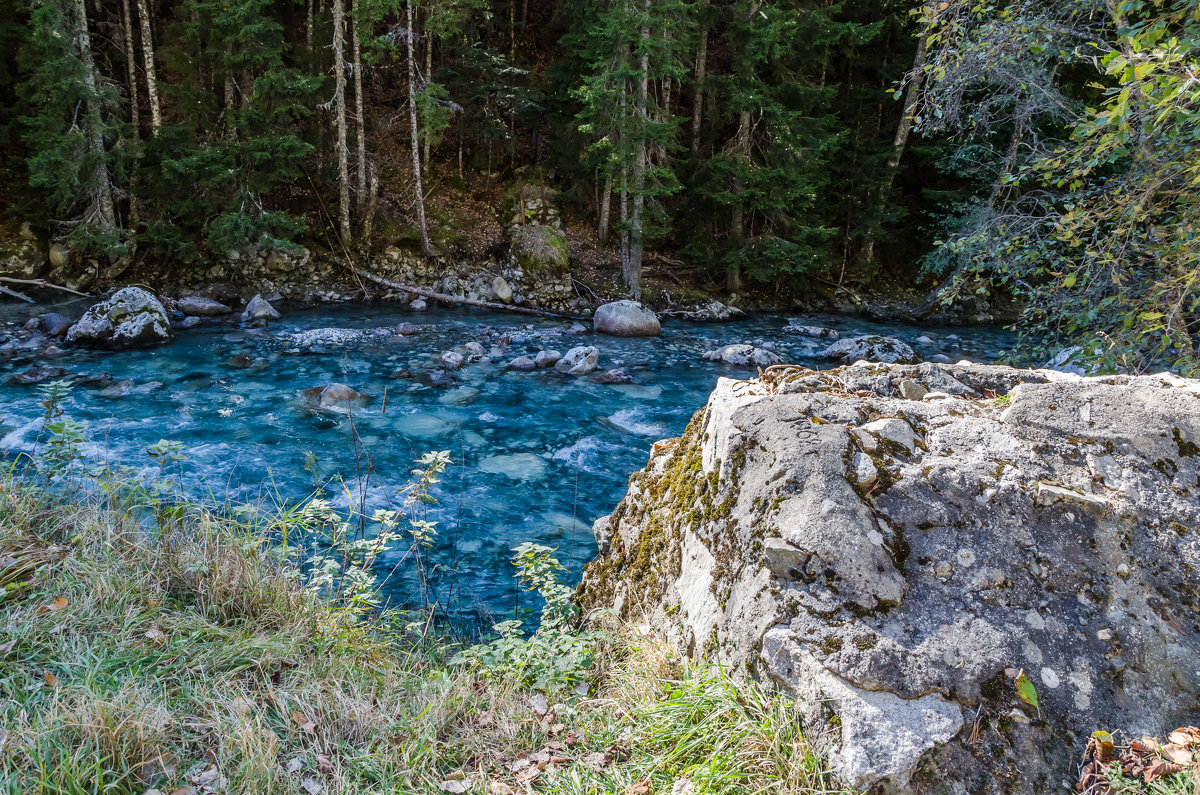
555, 346, 599, 375
598, 367, 632, 384
178, 296, 233, 316
66, 287, 174, 350
535, 350, 561, 368
818, 334, 919, 364
702, 344, 784, 369
9, 365, 70, 385
410, 298, 428, 311
440, 351, 465, 370
580, 363, 1200, 794
241, 294, 281, 323
492, 276, 513, 303
508, 356, 536, 371
784, 321, 841, 339
48, 242, 70, 269
682, 300, 747, 322
593, 300, 661, 337
37, 313, 73, 338
318, 383, 359, 403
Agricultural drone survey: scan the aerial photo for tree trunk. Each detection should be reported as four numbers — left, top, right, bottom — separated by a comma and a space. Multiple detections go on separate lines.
598, 173, 612, 244
72, 0, 116, 229
135, 0, 161, 134
627, 18, 650, 301
407, 0, 432, 255
690, 26, 707, 154
863, 15, 929, 265
306, 0, 314, 46
423, 20, 432, 177
728, 109, 750, 291
332, 0, 352, 245
120, 0, 140, 139
352, 0, 367, 213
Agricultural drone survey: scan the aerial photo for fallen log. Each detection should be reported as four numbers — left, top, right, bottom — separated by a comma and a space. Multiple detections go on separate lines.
0, 277, 91, 299
354, 267, 588, 321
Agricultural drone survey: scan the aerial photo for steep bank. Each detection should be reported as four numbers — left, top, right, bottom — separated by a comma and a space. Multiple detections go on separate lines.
580, 362, 1200, 793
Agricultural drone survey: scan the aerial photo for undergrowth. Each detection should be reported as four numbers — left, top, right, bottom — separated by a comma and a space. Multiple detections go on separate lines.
0, 474, 846, 794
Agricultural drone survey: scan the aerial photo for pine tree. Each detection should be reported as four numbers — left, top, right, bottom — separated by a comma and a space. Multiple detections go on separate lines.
19, 0, 123, 252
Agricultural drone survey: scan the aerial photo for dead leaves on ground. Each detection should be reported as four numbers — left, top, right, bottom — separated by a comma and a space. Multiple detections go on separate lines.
1078, 726, 1200, 793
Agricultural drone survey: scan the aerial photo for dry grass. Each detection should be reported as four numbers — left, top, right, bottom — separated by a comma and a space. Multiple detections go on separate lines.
0, 478, 847, 795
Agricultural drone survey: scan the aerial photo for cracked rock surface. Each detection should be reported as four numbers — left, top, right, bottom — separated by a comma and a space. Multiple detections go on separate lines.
579, 362, 1200, 794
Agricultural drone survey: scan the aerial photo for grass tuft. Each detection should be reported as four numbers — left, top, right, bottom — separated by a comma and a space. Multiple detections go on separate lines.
0, 477, 846, 794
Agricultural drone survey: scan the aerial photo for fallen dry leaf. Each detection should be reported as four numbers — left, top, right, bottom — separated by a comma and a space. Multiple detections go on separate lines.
301, 777, 323, 795
51, 597, 67, 611
487, 783, 515, 795
0, 639, 16, 655
166, 788, 196, 795
42, 671, 59, 686
283, 758, 303, 774
628, 780, 652, 795
144, 624, 166, 643
1160, 744, 1194, 766
191, 765, 220, 786
316, 753, 333, 774
438, 780, 471, 794
1143, 758, 1185, 783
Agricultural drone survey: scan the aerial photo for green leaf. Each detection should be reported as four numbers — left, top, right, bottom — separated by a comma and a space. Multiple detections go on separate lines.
1014, 669, 1039, 714
1062, 273, 1077, 288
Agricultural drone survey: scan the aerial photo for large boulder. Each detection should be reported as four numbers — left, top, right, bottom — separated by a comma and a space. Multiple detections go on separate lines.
580, 362, 1200, 794
65, 287, 174, 350
510, 223, 569, 279
593, 300, 661, 337
818, 335, 919, 364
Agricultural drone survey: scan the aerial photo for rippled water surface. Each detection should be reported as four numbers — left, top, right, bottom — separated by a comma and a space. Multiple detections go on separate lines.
0, 300, 1014, 620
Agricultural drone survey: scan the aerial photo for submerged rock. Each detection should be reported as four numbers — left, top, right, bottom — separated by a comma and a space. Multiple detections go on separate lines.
9, 365, 70, 385
817, 334, 919, 364
593, 300, 661, 337
580, 363, 1200, 794
66, 287, 174, 350
535, 350, 561, 369
555, 346, 599, 375
701, 344, 783, 369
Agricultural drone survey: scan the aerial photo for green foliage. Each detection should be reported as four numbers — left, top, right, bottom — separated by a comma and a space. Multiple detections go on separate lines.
920, 0, 1200, 375
452, 543, 599, 693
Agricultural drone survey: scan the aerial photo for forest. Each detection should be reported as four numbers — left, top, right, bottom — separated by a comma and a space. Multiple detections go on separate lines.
0, 0, 1197, 372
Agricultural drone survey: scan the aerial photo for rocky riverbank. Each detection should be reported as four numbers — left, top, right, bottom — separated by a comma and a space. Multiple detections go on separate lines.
579, 361, 1200, 793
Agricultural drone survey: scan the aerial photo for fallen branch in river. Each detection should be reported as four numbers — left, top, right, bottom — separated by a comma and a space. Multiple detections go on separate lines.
353, 267, 588, 321
0, 277, 91, 298
0, 284, 34, 303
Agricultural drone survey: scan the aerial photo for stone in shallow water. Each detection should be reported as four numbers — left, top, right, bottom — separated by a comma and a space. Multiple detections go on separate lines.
178, 296, 233, 316
701, 344, 783, 369
593, 300, 661, 337
555, 346, 598, 375
66, 287, 174, 350
508, 356, 536, 371
478, 452, 548, 480
535, 350, 561, 368
241, 294, 281, 323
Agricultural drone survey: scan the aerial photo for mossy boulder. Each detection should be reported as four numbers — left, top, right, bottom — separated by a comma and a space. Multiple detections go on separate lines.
510, 223, 569, 279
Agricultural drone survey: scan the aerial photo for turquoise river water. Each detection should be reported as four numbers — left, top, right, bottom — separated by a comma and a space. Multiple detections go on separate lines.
0, 300, 1014, 623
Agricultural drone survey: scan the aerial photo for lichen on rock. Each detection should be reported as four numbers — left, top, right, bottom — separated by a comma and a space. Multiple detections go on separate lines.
580, 362, 1200, 794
